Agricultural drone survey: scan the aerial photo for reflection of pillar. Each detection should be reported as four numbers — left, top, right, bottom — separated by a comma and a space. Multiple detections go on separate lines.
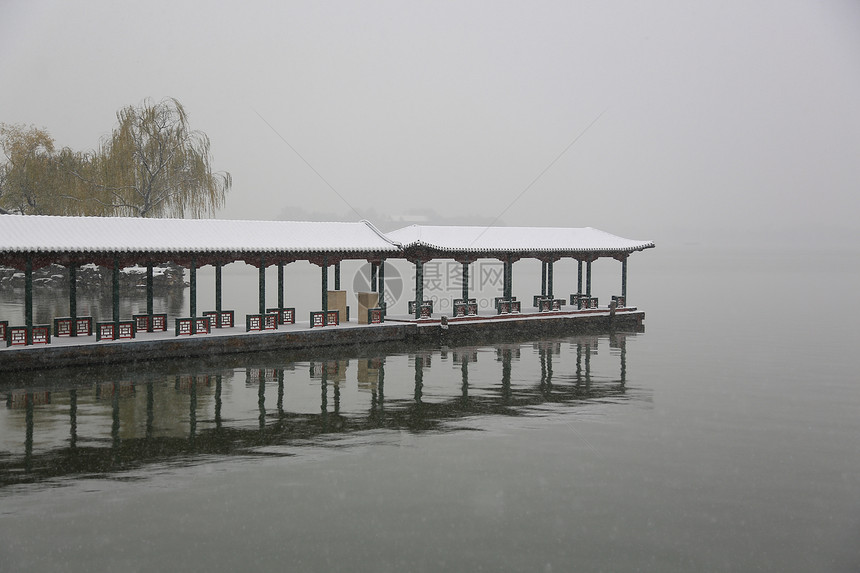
540, 348, 547, 387
378, 360, 385, 410
320, 368, 328, 415
146, 263, 154, 317
415, 260, 424, 319
576, 343, 582, 384
189, 377, 197, 442
461, 360, 469, 402
111, 388, 120, 451
25, 393, 33, 472
215, 375, 222, 430
620, 337, 627, 385
258, 256, 266, 315
585, 342, 592, 388
278, 263, 284, 310
546, 350, 553, 386
501, 349, 512, 401
462, 262, 469, 301
146, 381, 154, 439
334, 380, 341, 415
414, 355, 423, 403
69, 264, 78, 336
277, 369, 284, 417
215, 263, 222, 314
258, 373, 266, 432
69, 389, 77, 449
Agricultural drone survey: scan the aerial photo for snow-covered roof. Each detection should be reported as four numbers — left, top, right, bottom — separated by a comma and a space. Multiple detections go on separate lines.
387, 225, 654, 254
0, 216, 655, 262
0, 215, 400, 255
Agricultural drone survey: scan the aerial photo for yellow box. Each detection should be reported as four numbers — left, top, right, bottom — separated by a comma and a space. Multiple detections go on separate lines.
327, 290, 347, 322
357, 292, 379, 324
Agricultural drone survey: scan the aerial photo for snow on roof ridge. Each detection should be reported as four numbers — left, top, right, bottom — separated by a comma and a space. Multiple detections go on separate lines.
2, 214, 374, 226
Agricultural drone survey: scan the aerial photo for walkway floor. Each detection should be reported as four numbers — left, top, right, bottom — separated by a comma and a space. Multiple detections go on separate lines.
1, 306, 636, 353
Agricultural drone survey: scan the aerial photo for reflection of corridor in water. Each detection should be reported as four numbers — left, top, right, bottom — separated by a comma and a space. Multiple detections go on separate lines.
0, 333, 641, 487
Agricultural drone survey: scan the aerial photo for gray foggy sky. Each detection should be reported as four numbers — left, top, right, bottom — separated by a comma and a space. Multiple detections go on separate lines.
2, 0, 859, 247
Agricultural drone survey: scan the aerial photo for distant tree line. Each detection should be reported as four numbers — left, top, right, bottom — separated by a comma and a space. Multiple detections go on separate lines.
0, 98, 231, 218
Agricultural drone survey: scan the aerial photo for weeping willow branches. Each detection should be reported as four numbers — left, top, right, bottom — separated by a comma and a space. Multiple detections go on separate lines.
0, 98, 232, 218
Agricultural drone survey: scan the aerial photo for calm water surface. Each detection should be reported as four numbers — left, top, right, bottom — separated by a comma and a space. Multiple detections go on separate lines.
1, 246, 859, 572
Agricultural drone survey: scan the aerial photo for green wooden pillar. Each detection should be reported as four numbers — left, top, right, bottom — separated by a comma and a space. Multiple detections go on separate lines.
189, 256, 197, 320
505, 259, 510, 301
146, 263, 154, 316
577, 260, 583, 294
24, 256, 33, 344
215, 263, 222, 314
541, 261, 547, 296
322, 258, 329, 315
278, 262, 284, 309
378, 260, 386, 313
547, 260, 554, 298
621, 257, 628, 301
586, 259, 592, 298
69, 263, 78, 336
371, 263, 378, 292
112, 256, 120, 326
501, 258, 509, 301
415, 260, 424, 319
461, 261, 469, 301
334, 261, 341, 291
258, 256, 266, 315
504, 255, 514, 301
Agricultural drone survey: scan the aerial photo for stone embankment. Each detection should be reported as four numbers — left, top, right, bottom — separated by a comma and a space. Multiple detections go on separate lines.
0, 263, 187, 291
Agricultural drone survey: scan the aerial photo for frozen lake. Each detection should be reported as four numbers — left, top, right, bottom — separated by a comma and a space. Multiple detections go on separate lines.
1, 245, 859, 572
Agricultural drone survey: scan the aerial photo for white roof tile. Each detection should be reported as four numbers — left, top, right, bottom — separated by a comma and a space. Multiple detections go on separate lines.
387, 225, 654, 253
0, 215, 400, 254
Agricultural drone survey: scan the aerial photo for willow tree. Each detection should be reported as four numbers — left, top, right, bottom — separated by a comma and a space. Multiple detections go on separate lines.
0, 123, 68, 215
92, 98, 232, 218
